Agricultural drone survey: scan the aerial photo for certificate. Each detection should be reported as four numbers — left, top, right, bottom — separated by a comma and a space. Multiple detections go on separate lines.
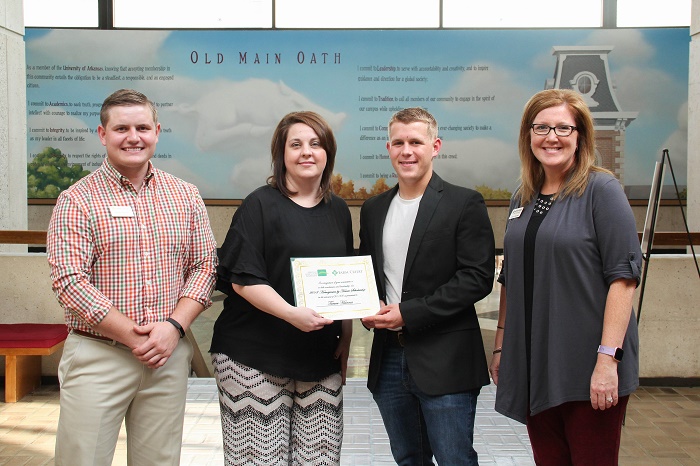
290, 255, 380, 320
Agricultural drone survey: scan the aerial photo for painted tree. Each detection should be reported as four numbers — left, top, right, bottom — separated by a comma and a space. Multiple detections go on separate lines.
330, 174, 393, 200
27, 147, 90, 198
474, 184, 512, 200
369, 178, 390, 197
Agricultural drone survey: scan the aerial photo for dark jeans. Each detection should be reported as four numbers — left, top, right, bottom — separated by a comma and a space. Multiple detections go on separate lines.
372, 345, 480, 465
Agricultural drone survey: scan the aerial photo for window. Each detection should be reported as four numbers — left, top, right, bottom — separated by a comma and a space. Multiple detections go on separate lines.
24, 0, 98, 28
571, 72, 600, 108
113, 0, 272, 28
275, 0, 439, 29
443, 0, 603, 28
577, 75, 593, 94
617, 0, 691, 27
23, 0, 693, 29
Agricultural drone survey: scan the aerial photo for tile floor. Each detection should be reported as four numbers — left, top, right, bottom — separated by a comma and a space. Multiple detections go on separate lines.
2, 380, 700, 465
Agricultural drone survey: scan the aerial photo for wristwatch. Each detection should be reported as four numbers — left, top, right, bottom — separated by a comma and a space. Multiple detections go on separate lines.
597, 345, 623, 362
166, 317, 186, 339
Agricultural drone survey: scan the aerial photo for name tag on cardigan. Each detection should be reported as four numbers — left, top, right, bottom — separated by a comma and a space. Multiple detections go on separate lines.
509, 207, 524, 219
109, 206, 135, 217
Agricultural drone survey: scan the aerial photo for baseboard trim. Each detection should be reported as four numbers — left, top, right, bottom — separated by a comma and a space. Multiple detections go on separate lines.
640, 377, 700, 387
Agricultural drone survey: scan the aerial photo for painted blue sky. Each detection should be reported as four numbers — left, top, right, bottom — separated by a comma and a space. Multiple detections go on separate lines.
25, 28, 689, 198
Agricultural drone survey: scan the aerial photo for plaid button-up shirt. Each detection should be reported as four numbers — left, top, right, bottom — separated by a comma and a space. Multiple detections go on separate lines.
47, 159, 217, 333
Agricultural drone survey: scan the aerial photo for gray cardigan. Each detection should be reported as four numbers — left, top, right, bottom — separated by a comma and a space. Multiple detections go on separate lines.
495, 171, 642, 423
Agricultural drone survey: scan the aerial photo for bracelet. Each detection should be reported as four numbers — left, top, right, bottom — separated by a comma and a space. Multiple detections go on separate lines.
166, 318, 186, 339
493, 347, 502, 354
497, 326, 504, 330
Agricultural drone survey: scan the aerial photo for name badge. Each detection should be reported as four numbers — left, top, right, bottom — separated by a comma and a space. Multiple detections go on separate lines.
509, 207, 524, 219
109, 206, 135, 218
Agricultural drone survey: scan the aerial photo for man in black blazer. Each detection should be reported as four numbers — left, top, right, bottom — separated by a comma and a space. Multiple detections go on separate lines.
360, 107, 495, 465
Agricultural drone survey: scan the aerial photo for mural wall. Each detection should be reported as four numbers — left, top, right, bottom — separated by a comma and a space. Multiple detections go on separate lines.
25, 28, 689, 199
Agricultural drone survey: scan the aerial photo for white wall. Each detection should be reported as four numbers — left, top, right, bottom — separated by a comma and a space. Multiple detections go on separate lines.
689, 0, 700, 233
637, 255, 700, 378
0, 253, 66, 375
0, 0, 28, 253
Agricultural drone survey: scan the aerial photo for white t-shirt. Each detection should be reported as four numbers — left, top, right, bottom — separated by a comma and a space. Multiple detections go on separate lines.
382, 193, 422, 307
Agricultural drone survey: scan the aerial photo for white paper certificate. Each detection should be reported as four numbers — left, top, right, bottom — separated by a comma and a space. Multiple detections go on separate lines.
290, 255, 380, 320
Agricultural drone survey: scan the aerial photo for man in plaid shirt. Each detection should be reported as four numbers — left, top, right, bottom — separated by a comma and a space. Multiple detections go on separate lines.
47, 89, 218, 466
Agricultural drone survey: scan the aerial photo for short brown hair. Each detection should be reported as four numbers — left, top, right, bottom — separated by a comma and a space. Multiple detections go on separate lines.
517, 88, 611, 205
388, 107, 438, 141
100, 89, 158, 127
268, 111, 337, 201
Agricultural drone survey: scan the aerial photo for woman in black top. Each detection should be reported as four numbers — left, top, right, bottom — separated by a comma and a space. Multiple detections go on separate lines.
211, 111, 353, 465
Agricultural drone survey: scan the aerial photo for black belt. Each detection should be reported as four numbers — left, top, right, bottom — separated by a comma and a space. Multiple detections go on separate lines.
72, 329, 118, 344
386, 330, 406, 347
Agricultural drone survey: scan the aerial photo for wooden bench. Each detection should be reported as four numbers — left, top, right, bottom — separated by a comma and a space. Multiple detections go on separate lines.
0, 323, 68, 402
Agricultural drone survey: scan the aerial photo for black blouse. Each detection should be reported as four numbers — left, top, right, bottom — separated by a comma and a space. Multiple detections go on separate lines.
210, 185, 354, 381
523, 193, 555, 384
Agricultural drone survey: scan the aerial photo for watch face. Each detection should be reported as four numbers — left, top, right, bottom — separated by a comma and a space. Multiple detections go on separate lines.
614, 347, 624, 362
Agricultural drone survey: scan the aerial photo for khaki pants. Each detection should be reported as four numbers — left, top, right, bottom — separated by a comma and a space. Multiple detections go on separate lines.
55, 332, 193, 466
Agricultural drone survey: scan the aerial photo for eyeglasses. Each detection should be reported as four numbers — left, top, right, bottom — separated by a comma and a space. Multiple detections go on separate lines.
531, 124, 577, 137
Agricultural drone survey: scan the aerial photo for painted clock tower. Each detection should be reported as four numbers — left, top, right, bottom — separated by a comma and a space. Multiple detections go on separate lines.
545, 46, 638, 184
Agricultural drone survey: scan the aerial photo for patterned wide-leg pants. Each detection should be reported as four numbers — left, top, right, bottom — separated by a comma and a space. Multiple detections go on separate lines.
212, 353, 343, 465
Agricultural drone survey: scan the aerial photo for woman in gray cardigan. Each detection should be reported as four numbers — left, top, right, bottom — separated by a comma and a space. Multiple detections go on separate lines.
490, 89, 642, 465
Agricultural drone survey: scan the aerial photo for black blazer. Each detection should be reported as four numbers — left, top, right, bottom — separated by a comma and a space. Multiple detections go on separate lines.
359, 172, 495, 395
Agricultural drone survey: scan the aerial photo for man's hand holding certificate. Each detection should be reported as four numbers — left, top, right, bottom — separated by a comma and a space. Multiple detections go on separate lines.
291, 255, 380, 320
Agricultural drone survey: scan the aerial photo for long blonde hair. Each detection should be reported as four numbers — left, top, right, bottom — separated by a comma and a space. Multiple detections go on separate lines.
516, 89, 612, 205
